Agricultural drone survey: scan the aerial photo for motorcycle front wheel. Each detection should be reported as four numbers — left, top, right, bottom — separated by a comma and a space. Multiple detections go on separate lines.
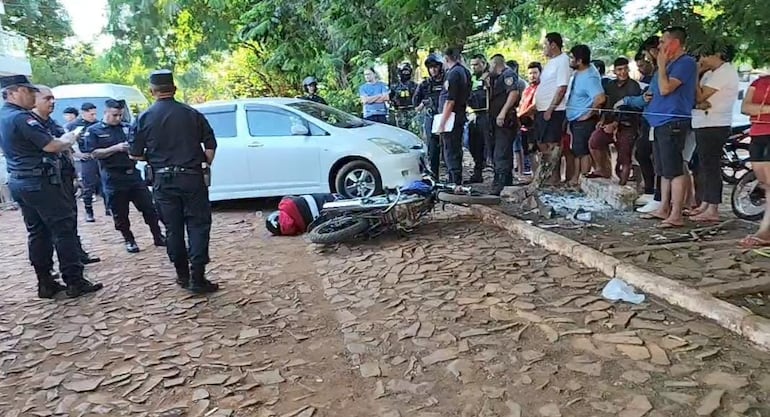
731, 171, 766, 221
437, 191, 501, 205
307, 216, 370, 244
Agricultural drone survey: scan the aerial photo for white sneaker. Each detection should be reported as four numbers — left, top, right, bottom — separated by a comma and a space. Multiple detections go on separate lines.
635, 194, 654, 206
636, 200, 661, 213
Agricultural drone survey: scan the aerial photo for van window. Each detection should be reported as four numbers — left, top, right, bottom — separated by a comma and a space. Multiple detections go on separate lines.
202, 111, 237, 138
53, 97, 135, 126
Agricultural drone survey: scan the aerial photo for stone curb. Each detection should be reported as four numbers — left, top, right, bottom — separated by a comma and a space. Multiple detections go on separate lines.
471, 205, 770, 352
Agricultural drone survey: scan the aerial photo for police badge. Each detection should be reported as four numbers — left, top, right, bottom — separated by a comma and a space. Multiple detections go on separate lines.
504, 77, 514, 86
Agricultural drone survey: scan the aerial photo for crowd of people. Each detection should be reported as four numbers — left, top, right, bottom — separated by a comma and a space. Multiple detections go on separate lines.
313, 27, 770, 248
1, 70, 221, 299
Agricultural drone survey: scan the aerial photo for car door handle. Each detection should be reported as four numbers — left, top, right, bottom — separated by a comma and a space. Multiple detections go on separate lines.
248, 142, 263, 148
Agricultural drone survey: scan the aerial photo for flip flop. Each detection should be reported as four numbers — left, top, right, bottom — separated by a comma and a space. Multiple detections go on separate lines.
583, 173, 609, 179
689, 217, 721, 224
656, 221, 684, 229
753, 248, 770, 258
738, 235, 770, 249
639, 213, 665, 220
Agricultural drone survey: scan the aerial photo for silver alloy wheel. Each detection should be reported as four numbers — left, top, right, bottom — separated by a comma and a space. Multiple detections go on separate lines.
344, 168, 376, 197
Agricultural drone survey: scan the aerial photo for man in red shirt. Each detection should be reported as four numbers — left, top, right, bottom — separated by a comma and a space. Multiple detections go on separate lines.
518, 62, 541, 176
740, 75, 770, 248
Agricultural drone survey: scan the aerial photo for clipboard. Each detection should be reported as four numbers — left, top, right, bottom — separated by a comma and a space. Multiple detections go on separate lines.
431, 113, 455, 134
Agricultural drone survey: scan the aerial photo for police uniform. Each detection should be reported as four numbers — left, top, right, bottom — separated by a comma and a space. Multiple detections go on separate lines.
467, 70, 491, 181
489, 67, 521, 189
34, 113, 100, 264
300, 94, 327, 105
129, 70, 219, 294
438, 63, 471, 184
84, 119, 165, 253
65, 117, 105, 221
390, 79, 417, 131
0, 75, 102, 298
413, 74, 444, 177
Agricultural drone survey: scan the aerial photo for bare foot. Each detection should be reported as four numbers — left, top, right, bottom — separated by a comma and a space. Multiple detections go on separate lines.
689, 213, 720, 223
646, 209, 670, 220
662, 215, 685, 227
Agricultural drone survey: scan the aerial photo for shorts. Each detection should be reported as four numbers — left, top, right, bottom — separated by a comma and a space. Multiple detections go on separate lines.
569, 119, 596, 157
653, 120, 689, 179
535, 110, 566, 144
749, 135, 770, 162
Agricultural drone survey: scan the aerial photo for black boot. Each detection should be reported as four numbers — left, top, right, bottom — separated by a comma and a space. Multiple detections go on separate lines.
153, 233, 167, 247
65, 278, 104, 298
36, 268, 65, 299
468, 169, 483, 184
85, 207, 95, 223
81, 254, 101, 264
174, 263, 190, 288
189, 265, 219, 294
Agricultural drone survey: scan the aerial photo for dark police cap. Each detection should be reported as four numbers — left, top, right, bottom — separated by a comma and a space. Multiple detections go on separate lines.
0, 74, 39, 91
149, 69, 174, 85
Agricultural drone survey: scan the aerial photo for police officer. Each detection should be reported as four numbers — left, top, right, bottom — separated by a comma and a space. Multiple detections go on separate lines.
0, 75, 103, 298
467, 54, 491, 183
62, 107, 78, 124
129, 70, 219, 294
390, 62, 418, 131
299, 77, 327, 105
31, 85, 100, 266
488, 54, 521, 194
436, 47, 471, 185
413, 53, 445, 178
85, 99, 166, 253
65, 102, 108, 222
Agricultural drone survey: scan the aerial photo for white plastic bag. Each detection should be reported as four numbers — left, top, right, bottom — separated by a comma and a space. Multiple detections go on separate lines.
601, 278, 645, 304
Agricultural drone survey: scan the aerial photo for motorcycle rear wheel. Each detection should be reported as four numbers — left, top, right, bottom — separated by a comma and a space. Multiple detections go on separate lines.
731, 171, 766, 221
437, 191, 501, 206
307, 216, 370, 244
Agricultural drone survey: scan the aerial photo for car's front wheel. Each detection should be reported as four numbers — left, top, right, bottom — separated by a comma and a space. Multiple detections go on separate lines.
334, 160, 383, 198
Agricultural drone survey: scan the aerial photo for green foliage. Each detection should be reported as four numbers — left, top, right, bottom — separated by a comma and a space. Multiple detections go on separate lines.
1, 0, 73, 59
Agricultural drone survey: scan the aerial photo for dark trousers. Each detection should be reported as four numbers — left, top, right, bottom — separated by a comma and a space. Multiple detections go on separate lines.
79, 160, 105, 213
695, 126, 730, 204
107, 180, 163, 242
468, 112, 490, 171
422, 114, 441, 177
441, 119, 465, 184
153, 173, 212, 267
365, 114, 388, 124
9, 178, 83, 283
62, 174, 90, 259
493, 124, 516, 185
635, 121, 656, 195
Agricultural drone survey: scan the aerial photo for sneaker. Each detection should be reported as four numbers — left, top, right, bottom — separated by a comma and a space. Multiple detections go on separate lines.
85, 212, 95, 223
635, 194, 654, 206
125, 241, 140, 253
636, 200, 661, 213
153, 234, 167, 247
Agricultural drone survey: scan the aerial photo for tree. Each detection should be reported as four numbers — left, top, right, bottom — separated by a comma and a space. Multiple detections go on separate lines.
0, 0, 73, 59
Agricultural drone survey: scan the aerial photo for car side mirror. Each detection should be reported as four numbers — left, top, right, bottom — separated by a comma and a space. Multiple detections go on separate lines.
737, 90, 744, 101
291, 124, 310, 136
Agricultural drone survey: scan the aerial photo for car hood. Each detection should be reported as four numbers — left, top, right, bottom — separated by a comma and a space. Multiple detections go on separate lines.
358, 123, 423, 149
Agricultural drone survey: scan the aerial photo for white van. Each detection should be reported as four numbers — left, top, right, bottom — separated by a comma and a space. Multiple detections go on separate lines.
51, 83, 149, 126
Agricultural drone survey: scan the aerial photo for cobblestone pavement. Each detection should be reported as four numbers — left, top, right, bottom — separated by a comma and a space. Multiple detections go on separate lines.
1, 204, 769, 416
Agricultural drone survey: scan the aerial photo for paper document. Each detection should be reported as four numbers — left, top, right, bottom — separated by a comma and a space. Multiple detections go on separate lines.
431, 113, 455, 134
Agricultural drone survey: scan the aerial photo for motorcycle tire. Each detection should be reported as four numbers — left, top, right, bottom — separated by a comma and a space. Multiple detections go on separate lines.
307, 216, 370, 244
731, 171, 765, 221
721, 142, 751, 185
437, 191, 501, 205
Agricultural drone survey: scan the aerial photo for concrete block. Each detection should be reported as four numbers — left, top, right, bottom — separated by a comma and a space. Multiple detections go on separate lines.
741, 315, 770, 351
569, 244, 620, 277
579, 176, 638, 211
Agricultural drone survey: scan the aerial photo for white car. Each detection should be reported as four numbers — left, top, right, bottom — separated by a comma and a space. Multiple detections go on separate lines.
191, 98, 425, 201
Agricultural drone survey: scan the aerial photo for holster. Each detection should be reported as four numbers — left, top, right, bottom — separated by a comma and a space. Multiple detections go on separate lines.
143, 164, 154, 186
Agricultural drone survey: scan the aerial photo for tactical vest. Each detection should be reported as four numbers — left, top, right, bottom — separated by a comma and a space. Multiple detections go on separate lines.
468, 73, 489, 112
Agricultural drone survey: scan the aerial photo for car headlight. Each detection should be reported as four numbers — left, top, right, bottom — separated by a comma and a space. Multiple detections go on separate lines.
368, 138, 409, 154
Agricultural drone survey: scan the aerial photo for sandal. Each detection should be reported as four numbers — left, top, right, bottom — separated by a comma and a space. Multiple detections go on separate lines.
656, 221, 684, 229
738, 235, 770, 249
640, 213, 666, 220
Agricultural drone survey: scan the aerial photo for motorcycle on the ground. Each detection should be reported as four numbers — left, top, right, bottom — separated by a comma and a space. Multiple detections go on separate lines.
306, 172, 500, 244
727, 125, 766, 221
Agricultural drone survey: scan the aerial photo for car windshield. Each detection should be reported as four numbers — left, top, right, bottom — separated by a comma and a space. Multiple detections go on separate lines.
287, 101, 368, 128
52, 97, 136, 126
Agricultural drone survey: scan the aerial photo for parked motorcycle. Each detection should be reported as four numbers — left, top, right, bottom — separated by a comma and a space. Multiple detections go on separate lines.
731, 170, 765, 221
307, 175, 500, 244
722, 125, 751, 185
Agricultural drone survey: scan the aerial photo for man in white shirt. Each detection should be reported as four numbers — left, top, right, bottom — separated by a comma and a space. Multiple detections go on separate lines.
689, 43, 739, 222
534, 32, 571, 182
